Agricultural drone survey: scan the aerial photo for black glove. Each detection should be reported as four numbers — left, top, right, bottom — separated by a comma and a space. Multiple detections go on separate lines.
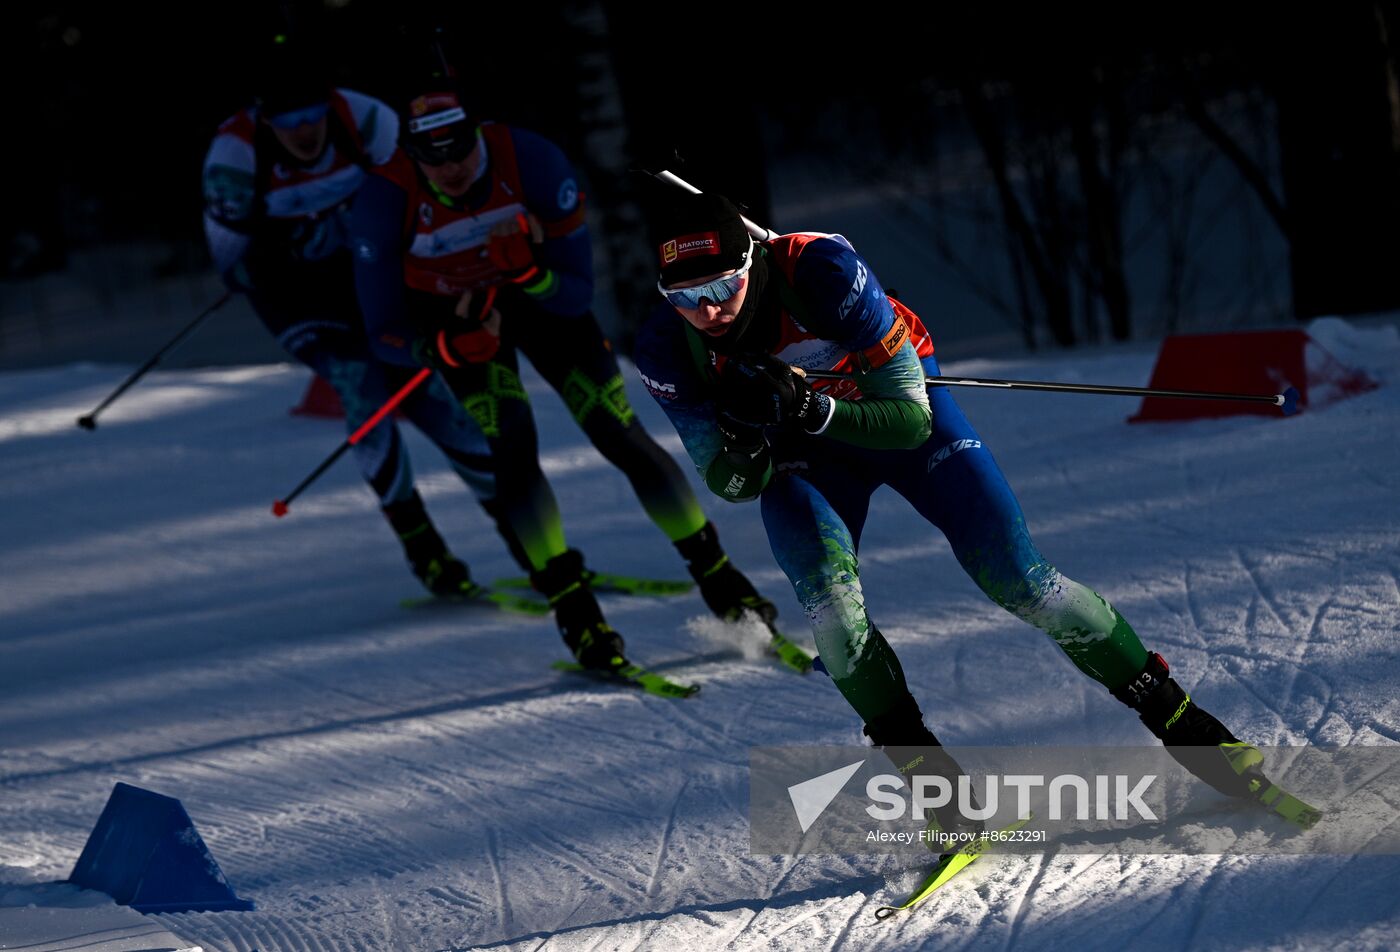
718, 353, 832, 434
715, 409, 766, 454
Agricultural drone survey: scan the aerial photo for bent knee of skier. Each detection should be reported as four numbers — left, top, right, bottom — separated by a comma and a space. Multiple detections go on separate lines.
974, 556, 1149, 688
563, 370, 636, 432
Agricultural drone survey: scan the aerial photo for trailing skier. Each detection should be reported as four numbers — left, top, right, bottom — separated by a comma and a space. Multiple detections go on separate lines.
202, 34, 508, 596
348, 37, 778, 671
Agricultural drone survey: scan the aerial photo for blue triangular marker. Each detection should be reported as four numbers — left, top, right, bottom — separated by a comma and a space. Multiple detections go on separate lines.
69, 782, 254, 913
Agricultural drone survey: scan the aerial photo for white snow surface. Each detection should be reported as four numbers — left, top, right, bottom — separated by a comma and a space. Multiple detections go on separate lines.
0, 874, 203, 951
1, 319, 1398, 951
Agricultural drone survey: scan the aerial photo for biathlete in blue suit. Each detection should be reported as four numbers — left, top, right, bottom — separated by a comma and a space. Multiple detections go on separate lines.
635, 190, 1272, 833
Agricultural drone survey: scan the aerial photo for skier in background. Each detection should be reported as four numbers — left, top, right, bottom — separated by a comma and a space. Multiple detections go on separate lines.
349, 55, 779, 671
635, 190, 1283, 834
203, 36, 515, 597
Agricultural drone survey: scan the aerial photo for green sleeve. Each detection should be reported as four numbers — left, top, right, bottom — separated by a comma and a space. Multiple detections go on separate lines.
820, 342, 932, 449
824, 396, 932, 449
703, 445, 773, 502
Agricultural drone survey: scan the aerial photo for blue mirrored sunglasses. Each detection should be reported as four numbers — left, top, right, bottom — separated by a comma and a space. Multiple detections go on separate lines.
657, 237, 755, 309
266, 102, 330, 130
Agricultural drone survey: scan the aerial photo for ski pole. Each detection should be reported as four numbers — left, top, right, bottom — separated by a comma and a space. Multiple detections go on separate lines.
649, 168, 1300, 416
76, 291, 234, 430
272, 367, 432, 517
647, 169, 778, 242
802, 369, 1300, 415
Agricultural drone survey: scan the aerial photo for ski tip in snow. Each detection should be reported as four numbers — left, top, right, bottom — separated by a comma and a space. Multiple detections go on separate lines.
495, 571, 695, 597
873, 814, 1034, 921
399, 586, 551, 616
551, 659, 701, 699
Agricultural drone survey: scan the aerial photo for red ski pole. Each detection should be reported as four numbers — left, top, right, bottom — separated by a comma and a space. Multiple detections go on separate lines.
272, 367, 432, 517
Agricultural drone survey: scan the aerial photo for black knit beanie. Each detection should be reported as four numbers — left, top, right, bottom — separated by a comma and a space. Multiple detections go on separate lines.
653, 192, 752, 286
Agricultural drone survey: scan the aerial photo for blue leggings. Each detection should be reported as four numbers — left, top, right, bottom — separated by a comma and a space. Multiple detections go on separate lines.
760, 356, 1148, 725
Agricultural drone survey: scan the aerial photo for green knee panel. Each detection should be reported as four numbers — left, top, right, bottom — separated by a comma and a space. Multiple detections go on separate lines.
560, 369, 635, 428
460, 363, 529, 437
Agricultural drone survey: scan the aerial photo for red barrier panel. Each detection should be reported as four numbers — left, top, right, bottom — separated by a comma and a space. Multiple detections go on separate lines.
1129, 329, 1375, 423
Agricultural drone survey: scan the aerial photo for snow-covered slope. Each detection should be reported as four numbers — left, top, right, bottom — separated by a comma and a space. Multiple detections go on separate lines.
1, 319, 1397, 951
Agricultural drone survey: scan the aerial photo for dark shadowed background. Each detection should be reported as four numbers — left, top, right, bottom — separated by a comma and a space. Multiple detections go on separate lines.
4, 1, 1399, 369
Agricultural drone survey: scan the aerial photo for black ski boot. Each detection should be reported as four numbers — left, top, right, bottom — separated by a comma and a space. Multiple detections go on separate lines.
532, 549, 626, 670
675, 522, 777, 623
865, 694, 985, 850
1113, 652, 1265, 797
384, 492, 476, 596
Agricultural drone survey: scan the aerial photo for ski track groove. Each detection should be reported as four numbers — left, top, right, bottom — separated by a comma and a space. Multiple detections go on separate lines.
1363, 719, 1400, 745
267, 810, 425, 880
724, 907, 764, 950
428, 884, 489, 912
1123, 856, 1194, 940
825, 896, 865, 952
761, 896, 846, 948
139, 759, 431, 886
1181, 563, 1211, 643
998, 849, 1048, 952
718, 908, 762, 950
518, 825, 652, 906
1306, 688, 1340, 744
511, 702, 743, 770
646, 776, 687, 897
381, 742, 651, 846
416, 712, 668, 916
764, 854, 806, 903
373, 878, 414, 952
1293, 594, 1336, 712
645, 683, 747, 760
1297, 857, 1370, 934
1180, 855, 1231, 952
1215, 659, 1289, 728
487, 827, 517, 941
192, 912, 320, 952
1038, 852, 1121, 932
1237, 546, 1292, 635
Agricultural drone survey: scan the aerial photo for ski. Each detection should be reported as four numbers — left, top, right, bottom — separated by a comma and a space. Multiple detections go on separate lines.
495, 571, 695, 597
1250, 776, 1322, 829
399, 583, 551, 616
873, 814, 1034, 921
1223, 743, 1323, 829
759, 619, 815, 674
551, 659, 701, 699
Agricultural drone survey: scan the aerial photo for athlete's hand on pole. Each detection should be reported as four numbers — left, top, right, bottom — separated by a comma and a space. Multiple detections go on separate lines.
718, 354, 832, 434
